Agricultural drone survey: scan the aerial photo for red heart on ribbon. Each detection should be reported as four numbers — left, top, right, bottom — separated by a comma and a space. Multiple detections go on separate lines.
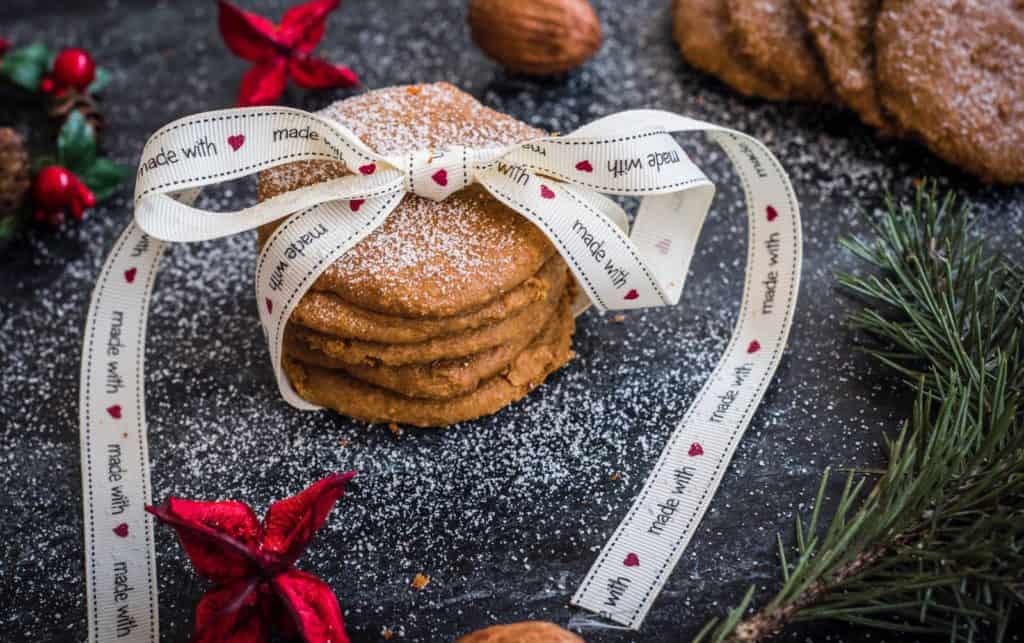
107, 405, 122, 419
113, 523, 129, 538
431, 169, 448, 186
228, 134, 245, 151
124, 267, 137, 283
265, 298, 273, 314
747, 340, 761, 354
624, 289, 639, 300
358, 163, 376, 175
540, 185, 555, 199
766, 205, 778, 222
575, 160, 594, 173
350, 199, 364, 212
688, 442, 704, 457
624, 553, 640, 567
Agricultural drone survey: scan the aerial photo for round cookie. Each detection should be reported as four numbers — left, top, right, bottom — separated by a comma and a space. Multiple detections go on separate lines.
282, 294, 575, 427
672, 0, 788, 100
798, 0, 894, 131
258, 83, 557, 317
291, 255, 567, 345
289, 267, 565, 367
284, 290, 570, 400
875, 0, 1024, 183
727, 0, 835, 101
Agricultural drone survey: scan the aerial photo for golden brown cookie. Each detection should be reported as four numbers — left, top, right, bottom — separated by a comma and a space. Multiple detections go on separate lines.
258, 83, 556, 317
289, 264, 565, 367
282, 294, 575, 427
285, 287, 570, 400
291, 255, 567, 344
798, 0, 894, 131
875, 0, 1024, 183
457, 621, 584, 643
726, 0, 834, 101
672, 0, 788, 100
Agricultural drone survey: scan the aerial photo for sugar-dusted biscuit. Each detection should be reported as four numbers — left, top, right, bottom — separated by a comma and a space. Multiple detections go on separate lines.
875, 0, 1024, 183
258, 83, 556, 318
288, 266, 563, 367
291, 255, 567, 345
727, 0, 834, 101
798, 0, 895, 132
672, 0, 788, 100
284, 283, 570, 400
282, 294, 575, 427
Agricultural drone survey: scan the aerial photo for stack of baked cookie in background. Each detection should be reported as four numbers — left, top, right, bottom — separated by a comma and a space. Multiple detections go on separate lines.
672, 0, 1023, 184
258, 84, 577, 428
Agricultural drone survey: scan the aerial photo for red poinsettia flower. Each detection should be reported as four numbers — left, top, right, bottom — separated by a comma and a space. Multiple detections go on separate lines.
146, 472, 356, 643
218, 0, 359, 106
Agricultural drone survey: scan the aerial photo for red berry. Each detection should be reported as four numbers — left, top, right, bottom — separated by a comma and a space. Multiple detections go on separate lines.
52, 48, 96, 90
34, 166, 74, 209
39, 76, 55, 93
32, 165, 96, 226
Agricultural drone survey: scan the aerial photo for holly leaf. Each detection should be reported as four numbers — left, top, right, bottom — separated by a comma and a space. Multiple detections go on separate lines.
0, 42, 52, 91
88, 67, 112, 94
0, 213, 23, 241
57, 111, 97, 174
80, 157, 130, 201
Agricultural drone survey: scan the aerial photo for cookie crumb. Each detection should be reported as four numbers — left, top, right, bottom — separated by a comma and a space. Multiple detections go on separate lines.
610, 471, 622, 481
388, 423, 402, 438
381, 626, 395, 639
338, 438, 350, 448
410, 572, 430, 590
611, 314, 626, 323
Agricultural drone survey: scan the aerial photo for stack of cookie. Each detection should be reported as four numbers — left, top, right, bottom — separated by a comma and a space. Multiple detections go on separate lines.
258, 84, 576, 428
672, 0, 1023, 184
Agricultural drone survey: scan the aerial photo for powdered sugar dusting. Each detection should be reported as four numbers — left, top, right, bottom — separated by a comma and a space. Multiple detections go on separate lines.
323, 82, 543, 155
331, 191, 518, 300
262, 84, 552, 316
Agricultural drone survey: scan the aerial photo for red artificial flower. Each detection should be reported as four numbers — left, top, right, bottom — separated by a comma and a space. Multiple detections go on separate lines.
218, 0, 359, 106
147, 472, 356, 643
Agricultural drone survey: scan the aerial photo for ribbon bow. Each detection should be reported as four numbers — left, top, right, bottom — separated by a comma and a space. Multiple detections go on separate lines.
80, 102, 801, 641
131, 106, 793, 409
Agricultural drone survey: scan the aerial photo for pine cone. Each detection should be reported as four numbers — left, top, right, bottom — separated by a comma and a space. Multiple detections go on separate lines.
0, 127, 30, 216
48, 89, 104, 140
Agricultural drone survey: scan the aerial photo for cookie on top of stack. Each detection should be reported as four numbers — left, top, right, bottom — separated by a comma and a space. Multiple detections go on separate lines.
258, 83, 576, 428
672, 0, 1024, 184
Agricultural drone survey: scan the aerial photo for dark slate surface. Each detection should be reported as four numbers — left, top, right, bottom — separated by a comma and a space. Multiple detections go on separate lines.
1, 1, 1022, 642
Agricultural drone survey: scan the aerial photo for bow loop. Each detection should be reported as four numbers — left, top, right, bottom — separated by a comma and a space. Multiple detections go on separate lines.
497, 130, 705, 197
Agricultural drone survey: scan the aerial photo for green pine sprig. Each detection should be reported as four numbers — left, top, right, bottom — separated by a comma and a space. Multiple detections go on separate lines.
695, 184, 1024, 643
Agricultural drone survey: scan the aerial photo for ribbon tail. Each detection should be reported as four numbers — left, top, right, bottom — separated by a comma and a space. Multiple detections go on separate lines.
79, 221, 166, 642
570, 125, 801, 629
255, 192, 407, 409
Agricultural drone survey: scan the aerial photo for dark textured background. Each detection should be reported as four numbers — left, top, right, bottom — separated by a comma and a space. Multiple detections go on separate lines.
1, 1, 1022, 642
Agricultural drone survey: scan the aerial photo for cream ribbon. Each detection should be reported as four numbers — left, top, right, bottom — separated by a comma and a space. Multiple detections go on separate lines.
79, 105, 800, 640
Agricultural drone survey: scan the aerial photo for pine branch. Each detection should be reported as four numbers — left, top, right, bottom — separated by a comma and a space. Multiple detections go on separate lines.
694, 184, 1024, 643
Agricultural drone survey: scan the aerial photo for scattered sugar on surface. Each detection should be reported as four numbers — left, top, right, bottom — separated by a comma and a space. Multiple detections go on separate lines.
1, 1, 1022, 642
